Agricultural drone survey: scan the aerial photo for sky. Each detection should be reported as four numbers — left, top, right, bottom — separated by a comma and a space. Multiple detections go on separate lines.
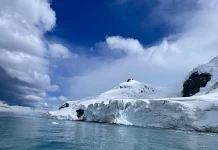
0, 0, 218, 110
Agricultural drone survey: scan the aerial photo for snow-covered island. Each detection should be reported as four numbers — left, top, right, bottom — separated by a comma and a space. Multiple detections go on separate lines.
44, 57, 218, 133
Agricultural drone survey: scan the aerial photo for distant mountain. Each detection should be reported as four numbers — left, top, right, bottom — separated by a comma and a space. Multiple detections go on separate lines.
96, 79, 177, 100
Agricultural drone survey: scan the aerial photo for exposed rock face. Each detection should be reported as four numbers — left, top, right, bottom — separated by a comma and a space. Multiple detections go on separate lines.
127, 79, 134, 82
76, 109, 84, 118
59, 103, 69, 110
183, 72, 211, 97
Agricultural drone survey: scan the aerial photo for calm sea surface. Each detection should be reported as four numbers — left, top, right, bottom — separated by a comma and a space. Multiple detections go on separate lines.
0, 116, 218, 150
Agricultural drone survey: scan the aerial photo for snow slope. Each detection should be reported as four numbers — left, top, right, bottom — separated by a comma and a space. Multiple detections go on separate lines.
45, 79, 218, 133
96, 79, 178, 99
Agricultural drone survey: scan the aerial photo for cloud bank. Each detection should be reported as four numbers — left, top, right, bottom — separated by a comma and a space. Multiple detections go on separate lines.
0, 0, 70, 108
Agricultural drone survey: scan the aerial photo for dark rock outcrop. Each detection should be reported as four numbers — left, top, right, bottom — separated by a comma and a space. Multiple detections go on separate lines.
127, 79, 134, 82
59, 103, 69, 110
76, 109, 84, 118
183, 72, 211, 97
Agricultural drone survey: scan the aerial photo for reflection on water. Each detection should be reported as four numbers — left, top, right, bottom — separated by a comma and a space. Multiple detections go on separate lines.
0, 116, 218, 150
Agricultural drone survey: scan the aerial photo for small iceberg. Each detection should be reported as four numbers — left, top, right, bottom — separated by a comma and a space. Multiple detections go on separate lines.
52, 122, 59, 125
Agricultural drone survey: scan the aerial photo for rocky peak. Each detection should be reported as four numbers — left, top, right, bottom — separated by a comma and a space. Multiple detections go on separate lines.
59, 103, 69, 110
183, 72, 211, 97
127, 79, 134, 82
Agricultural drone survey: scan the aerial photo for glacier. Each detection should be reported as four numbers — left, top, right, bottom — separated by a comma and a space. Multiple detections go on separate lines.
45, 79, 218, 133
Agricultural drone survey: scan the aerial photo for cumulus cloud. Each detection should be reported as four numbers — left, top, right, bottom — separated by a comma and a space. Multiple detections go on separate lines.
48, 43, 72, 58
0, 0, 68, 108
0, 0, 56, 31
67, 0, 218, 100
106, 36, 144, 55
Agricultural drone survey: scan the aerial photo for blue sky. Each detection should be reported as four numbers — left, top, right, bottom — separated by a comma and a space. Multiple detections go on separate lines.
48, 0, 169, 47
0, 0, 218, 109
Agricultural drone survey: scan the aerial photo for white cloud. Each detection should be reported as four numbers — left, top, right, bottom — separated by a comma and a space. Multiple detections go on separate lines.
0, 0, 56, 31
48, 43, 71, 58
106, 36, 144, 55
58, 96, 68, 101
24, 95, 44, 102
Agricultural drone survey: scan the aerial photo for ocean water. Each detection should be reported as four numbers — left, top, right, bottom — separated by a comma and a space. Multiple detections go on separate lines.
0, 116, 218, 150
